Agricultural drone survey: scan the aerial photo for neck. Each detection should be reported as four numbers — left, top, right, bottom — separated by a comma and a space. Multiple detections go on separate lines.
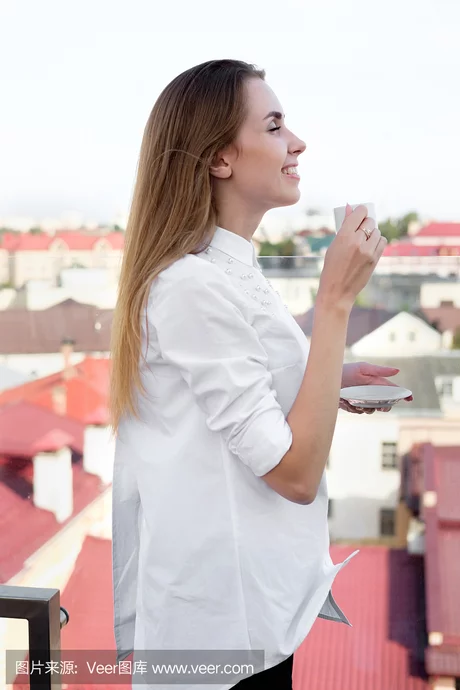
216, 200, 265, 242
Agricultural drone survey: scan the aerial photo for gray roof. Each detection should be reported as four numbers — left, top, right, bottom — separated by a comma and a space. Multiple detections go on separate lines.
295, 305, 399, 347
0, 299, 113, 354
344, 353, 460, 412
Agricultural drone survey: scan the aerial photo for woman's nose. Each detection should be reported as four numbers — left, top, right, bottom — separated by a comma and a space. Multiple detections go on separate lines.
289, 135, 306, 156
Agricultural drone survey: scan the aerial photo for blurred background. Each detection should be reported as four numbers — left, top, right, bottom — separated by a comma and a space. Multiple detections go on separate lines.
0, 0, 459, 688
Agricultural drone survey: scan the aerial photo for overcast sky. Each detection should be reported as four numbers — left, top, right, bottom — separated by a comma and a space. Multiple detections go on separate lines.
1, 0, 459, 227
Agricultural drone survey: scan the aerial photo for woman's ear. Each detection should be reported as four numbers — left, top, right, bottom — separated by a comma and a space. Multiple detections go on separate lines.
209, 149, 233, 179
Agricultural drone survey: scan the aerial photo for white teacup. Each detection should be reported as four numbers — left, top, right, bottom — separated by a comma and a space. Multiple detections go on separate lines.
333, 202, 377, 233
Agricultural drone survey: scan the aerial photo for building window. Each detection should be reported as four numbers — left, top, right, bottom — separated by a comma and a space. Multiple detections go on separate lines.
408, 331, 416, 341
389, 332, 396, 342
437, 378, 453, 398
381, 442, 398, 469
328, 500, 333, 518
380, 508, 396, 536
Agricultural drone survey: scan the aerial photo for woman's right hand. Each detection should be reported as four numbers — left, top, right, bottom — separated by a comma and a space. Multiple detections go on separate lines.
317, 204, 387, 313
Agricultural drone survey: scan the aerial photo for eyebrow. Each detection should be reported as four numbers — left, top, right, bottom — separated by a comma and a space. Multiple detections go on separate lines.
263, 110, 284, 120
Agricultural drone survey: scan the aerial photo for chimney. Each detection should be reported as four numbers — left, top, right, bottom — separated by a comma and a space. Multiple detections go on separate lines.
442, 330, 453, 349
83, 407, 114, 485
60, 337, 76, 380
51, 384, 67, 415
407, 219, 422, 237
33, 445, 73, 523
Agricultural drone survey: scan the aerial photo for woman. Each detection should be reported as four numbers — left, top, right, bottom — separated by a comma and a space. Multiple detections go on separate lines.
110, 59, 387, 689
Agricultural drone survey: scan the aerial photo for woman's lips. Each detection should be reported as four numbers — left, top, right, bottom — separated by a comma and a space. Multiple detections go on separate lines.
282, 170, 300, 180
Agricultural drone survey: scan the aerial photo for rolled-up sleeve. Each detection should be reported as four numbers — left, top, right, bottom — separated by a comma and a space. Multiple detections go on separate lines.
148, 265, 293, 477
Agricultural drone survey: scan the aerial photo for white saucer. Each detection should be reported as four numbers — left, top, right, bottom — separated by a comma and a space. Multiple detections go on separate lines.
340, 385, 412, 409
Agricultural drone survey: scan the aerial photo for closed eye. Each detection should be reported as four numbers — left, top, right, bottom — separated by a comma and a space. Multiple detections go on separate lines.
269, 126, 281, 133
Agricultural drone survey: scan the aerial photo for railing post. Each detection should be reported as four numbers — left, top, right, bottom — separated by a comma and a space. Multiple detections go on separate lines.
0, 585, 68, 689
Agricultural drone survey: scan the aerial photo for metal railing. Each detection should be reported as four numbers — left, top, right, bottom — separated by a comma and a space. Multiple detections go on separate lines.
0, 584, 69, 689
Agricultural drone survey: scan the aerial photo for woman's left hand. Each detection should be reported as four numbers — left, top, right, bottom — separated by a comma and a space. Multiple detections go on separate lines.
339, 361, 413, 415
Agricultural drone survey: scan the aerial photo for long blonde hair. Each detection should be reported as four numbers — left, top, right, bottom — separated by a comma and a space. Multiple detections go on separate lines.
110, 59, 265, 433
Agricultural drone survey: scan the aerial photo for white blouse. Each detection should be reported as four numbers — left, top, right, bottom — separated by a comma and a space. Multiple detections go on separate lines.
112, 226, 358, 689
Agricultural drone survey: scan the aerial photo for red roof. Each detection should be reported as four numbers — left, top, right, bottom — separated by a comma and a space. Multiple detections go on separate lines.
0, 357, 110, 426
11, 537, 129, 690
0, 460, 102, 582
1, 233, 51, 250
84, 404, 110, 425
56, 536, 131, 690
0, 231, 124, 252
294, 546, 428, 689
421, 445, 460, 677
0, 359, 111, 583
0, 401, 84, 456
61, 536, 117, 650
52, 539, 428, 689
383, 243, 460, 257
435, 447, 460, 523
416, 223, 460, 237
77, 357, 111, 395
31, 429, 77, 454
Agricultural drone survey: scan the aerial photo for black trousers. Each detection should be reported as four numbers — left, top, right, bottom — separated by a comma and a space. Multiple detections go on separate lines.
233, 654, 293, 689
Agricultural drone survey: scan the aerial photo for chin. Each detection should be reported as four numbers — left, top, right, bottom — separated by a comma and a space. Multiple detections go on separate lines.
271, 190, 301, 209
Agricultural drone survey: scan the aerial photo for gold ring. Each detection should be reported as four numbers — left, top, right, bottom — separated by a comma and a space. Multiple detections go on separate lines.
360, 227, 373, 240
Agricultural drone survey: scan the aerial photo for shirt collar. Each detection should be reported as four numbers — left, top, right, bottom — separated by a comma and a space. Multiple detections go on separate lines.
210, 226, 259, 268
